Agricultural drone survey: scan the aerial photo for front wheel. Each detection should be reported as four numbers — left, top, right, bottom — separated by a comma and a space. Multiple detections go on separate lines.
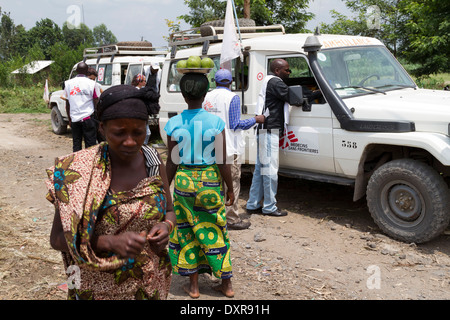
367, 159, 450, 243
51, 106, 67, 135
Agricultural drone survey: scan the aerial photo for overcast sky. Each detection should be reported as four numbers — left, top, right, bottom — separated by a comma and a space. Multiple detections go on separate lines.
1, 0, 352, 47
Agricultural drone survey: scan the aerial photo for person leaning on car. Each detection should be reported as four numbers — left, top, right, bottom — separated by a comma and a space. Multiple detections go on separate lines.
64, 62, 100, 152
246, 58, 292, 217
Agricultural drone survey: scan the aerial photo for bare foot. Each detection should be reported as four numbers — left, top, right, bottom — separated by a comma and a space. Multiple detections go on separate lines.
183, 284, 200, 299
213, 283, 234, 298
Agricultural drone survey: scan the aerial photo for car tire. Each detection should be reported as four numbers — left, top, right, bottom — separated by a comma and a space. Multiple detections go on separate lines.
51, 106, 67, 135
200, 18, 256, 37
367, 158, 450, 243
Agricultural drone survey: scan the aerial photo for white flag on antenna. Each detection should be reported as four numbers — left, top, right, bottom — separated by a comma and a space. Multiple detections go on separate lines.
43, 79, 49, 103
220, 0, 242, 70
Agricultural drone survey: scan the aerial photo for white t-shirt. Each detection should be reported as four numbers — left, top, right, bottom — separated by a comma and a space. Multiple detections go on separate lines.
64, 75, 100, 122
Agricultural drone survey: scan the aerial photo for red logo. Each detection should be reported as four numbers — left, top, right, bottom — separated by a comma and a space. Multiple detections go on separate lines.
203, 101, 214, 111
257, 72, 264, 81
70, 86, 81, 96
279, 130, 298, 149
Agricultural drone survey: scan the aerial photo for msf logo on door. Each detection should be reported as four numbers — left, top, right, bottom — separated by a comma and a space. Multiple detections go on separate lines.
279, 130, 298, 149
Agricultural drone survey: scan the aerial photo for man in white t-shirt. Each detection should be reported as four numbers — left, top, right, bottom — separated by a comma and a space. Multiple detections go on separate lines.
203, 69, 265, 230
64, 62, 100, 152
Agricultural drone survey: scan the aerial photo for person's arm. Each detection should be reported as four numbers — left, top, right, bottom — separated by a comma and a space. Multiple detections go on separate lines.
229, 95, 265, 130
50, 207, 146, 259
215, 131, 234, 206
272, 78, 290, 102
65, 100, 71, 125
147, 153, 177, 255
165, 135, 179, 185
50, 208, 69, 252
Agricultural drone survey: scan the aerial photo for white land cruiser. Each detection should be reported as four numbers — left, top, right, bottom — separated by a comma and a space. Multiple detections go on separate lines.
48, 42, 168, 134
159, 25, 450, 243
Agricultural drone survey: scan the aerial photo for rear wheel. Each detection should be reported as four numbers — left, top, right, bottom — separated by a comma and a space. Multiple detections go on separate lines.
367, 159, 450, 243
51, 106, 67, 135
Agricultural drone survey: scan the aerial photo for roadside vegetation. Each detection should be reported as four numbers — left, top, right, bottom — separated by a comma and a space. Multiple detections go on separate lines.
0, 1, 448, 114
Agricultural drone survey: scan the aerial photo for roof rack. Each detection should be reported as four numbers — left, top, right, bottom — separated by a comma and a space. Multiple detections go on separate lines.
169, 24, 285, 58
83, 44, 169, 62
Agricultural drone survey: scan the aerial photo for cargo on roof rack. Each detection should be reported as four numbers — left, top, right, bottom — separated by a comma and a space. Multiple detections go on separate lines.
83, 43, 169, 59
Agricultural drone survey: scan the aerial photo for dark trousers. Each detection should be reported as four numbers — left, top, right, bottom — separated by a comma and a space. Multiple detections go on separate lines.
71, 117, 98, 152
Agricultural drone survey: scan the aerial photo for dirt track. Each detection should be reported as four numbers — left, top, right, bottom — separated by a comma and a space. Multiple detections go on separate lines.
0, 113, 449, 300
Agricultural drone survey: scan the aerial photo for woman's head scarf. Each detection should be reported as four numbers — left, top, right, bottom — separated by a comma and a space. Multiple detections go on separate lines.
97, 85, 149, 121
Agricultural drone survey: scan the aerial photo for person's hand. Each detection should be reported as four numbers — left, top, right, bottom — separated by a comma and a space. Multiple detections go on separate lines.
254, 115, 265, 124
147, 223, 170, 255
224, 189, 235, 207
111, 231, 147, 259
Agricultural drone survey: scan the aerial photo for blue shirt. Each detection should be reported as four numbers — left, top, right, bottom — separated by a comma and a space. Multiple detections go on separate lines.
164, 108, 225, 165
216, 87, 256, 130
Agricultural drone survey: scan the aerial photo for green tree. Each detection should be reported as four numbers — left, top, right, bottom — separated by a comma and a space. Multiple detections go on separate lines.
48, 41, 87, 85
179, 0, 313, 33
62, 22, 94, 50
93, 24, 118, 46
11, 24, 31, 58
320, 0, 410, 57
0, 8, 16, 60
403, 0, 450, 76
28, 18, 63, 59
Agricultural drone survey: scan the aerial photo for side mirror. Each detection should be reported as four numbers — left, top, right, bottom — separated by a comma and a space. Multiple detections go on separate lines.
288, 85, 303, 106
288, 85, 311, 112
61, 82, 65, 90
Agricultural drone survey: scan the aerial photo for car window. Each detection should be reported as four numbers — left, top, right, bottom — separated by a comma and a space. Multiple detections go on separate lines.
96, 64, 113, 86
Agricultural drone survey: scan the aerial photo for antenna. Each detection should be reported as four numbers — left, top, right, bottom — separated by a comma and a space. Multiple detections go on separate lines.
81, 4, 85, 25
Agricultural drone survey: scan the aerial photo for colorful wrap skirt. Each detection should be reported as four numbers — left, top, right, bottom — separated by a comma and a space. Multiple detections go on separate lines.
169, 164, 232, 279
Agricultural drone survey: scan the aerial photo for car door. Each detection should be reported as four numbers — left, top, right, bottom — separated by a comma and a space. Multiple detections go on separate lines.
266, 55, 335, 175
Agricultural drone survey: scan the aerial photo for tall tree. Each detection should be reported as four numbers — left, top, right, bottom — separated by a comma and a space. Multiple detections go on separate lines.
319, 0, 410, 57
62, 22, 94, 50
0, 8, 16, 60
403, 0, 450, 76
28, 18, 63, 59
179, 0, 313, 33
93, 24, 118, 46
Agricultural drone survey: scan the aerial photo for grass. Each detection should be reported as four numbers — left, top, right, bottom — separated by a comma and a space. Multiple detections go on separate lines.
1, 71, 448, 115
413, 73, 450, 90
0, 85, 54, 113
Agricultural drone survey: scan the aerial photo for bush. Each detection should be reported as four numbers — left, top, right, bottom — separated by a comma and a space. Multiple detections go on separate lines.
0, 85, 53, 113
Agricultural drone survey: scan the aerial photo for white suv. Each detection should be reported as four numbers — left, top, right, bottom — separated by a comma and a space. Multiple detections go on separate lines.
158, 26, 450, 243
48, 43, 167, 134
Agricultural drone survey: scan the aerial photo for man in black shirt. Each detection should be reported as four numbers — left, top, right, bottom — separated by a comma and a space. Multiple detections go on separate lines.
246, 59, 291, 216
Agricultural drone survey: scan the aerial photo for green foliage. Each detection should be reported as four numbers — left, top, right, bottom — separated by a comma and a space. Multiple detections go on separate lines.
0, 7, 117, 88
180, 0, 313, 33
0, 85, 53, 113
93, 23, 118, 46
319, 0, 410, 57
403, 0, 450, 76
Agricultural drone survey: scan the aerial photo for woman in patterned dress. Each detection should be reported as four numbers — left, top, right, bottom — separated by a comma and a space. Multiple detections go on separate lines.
164, 73, 235, 298
48, 85, 176, 300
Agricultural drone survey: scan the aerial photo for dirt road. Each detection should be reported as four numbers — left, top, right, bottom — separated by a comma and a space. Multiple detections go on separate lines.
0, 113, 449, 300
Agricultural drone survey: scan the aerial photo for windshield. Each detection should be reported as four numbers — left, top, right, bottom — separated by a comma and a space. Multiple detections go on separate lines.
317, 46, 416, 98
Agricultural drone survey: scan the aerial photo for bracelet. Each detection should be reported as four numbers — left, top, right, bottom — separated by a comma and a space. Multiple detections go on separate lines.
161, 220, 174, 234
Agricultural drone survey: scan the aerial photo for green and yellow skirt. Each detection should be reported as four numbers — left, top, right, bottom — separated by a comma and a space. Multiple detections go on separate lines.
168, 164, 232, 279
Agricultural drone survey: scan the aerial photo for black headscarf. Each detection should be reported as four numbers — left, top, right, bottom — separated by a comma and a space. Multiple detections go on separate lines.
97, 85, 160, 121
